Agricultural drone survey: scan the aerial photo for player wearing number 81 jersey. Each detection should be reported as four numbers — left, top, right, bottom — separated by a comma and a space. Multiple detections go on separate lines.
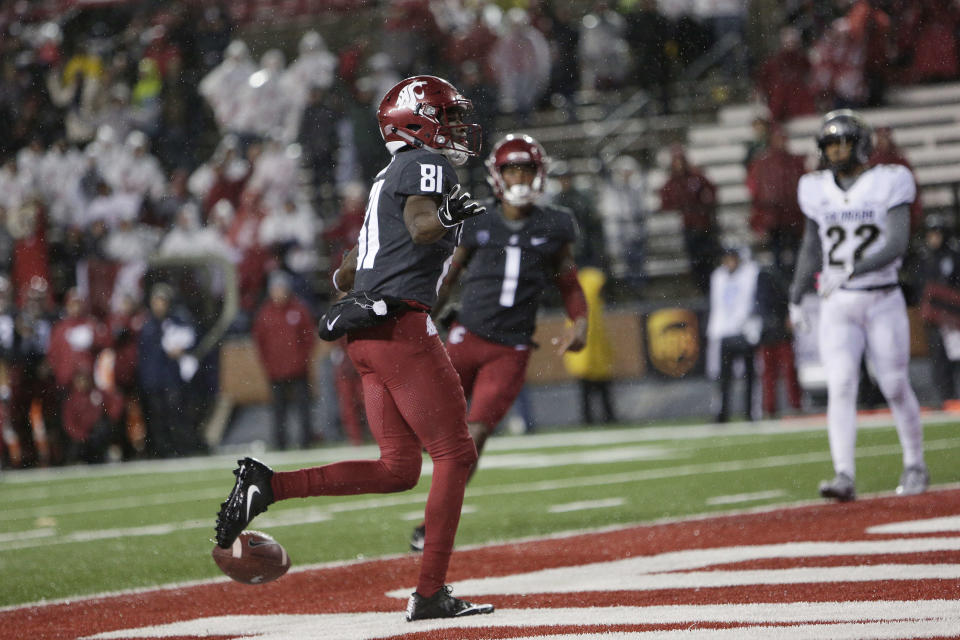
789, 109, 928, 502
408, 133, 589, 552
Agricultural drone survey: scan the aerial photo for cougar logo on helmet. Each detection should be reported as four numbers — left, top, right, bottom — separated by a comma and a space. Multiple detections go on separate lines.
395, 80, 427, 111
377, 75, 482, 166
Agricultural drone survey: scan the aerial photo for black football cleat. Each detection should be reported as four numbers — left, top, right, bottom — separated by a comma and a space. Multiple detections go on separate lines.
409, 524, 425, 552
406, 585, 494, 621
215, 457, 275, 548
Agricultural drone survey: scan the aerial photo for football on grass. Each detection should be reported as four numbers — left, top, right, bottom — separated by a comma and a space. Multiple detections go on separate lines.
212, 531, 291, 585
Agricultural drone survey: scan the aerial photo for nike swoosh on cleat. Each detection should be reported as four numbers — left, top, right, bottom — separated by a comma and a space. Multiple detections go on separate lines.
246, 485, 261, 522
326, 314, 342, 331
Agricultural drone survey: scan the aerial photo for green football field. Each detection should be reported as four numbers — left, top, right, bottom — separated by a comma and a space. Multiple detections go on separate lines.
2, 413, 959, 609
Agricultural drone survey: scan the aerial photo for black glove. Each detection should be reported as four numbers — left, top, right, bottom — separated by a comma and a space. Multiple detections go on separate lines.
437, 184, 486, 228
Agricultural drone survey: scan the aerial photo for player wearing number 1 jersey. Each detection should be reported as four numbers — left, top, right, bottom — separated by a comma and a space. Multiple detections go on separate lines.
788, 109, 927, 502
215, 76, 494, 621
409, 134, 588, 551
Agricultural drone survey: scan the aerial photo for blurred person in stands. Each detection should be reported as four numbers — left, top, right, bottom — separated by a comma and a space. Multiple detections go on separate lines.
39, 138, 87, 229
549, 161, 606, 270
846, 0, 891, 107
659, 143, 720, 294
381, 0, 445, 78
297, 83, 346, 206
199, 40, 255, 135
159, 201, 235, 262
742, 114, 770, 169
137, 283, 203, 458
107, 292, 148, 458
597, 154, 648, 291
579, 1, 631, 92
755, 258, 803, 418
810, 18, 867, 110
754, 26, 817, 122
408, 133, 588, 550
282, 30, 337, 142
916, 215, 960, 408
102, 209, 161, 313
62, 364, 123, 464
236, 49, 292, 143
246, 136, 299, 211
625, 0, 671, 113
253, 270, 317, 450
343, 76, 388, 187
746, 125, 807, 272
869, 126, 923, 233
707, 246, 760, 423
258, 196, 319, 307
115, 130, 166, 204
189, 135, 251, 217
488, 7, 551, 123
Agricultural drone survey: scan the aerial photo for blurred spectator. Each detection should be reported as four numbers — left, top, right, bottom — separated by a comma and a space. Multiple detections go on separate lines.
102, 215, 161, 312
259, 197, 319, 293
811, 18, 867, 110
115, 130, 166, 204
916, 216, 960, 407
330, 337, 367, 445
343, 76, 388, 187
579, 1, 631, 92
106, 291, 147, 458
755, 262, 802, 418
297, 84, 345, 205
542, 3, 581, 117
596, 155, 647, 289
282, 30, 338, 143
707, 246, 760, 423
549, 161, 605, 270
742, 114, 770, 168
47, 288, 111, 392
488, 8, 551, 122
381, 0, 444, 78
245, 138, 299, 211
10, 200, 52, 308
235, 49, 291, 142
189, 135, 251, 217
754, 27, 817, 122
198, 39, 255, 135
62, 364, 123, 464
746, 125, 806, 272
846, 0, 891, 107
659, 144, 720, 294
625, 0, 671, 113
137, 282, 202, 457
869, 126, 923, 233
252, 270, 316, 450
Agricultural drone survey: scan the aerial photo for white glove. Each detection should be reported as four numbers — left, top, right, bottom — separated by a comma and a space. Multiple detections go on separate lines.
788, 303, 810, 333
817, 263, 854, 298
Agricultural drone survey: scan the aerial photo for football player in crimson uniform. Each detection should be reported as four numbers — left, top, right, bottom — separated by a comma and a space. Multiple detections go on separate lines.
788, 110, 928, 502
215, 76, 494, 621
409, 133, 588, 551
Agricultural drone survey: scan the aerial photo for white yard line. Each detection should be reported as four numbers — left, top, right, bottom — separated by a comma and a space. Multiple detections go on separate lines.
706, 490, 787, 506
548, 498, 625, 513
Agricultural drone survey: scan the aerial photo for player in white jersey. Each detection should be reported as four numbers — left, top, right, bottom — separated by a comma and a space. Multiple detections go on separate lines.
788, 109, 928, 501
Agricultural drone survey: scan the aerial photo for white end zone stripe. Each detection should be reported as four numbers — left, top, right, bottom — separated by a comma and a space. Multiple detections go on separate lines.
82, 601, 960, 640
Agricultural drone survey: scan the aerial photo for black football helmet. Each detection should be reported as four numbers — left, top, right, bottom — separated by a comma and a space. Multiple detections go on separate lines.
816, 109, 873, 172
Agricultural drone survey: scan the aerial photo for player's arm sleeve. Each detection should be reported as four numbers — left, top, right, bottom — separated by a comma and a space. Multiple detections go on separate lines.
851, 204, 910, 276
433, 244, 474, 316
553, 243, 588, 321
789, 218, 822, 305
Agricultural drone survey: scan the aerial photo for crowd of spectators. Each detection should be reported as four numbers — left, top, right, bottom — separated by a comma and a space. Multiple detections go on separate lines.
1, 0, 960, 467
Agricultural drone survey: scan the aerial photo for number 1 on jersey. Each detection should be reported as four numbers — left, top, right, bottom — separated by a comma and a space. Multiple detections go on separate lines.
500, 246, 521, 307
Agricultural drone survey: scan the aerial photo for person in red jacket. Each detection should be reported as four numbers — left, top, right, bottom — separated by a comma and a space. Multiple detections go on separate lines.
252, 270, 317, 449
746, 125, 808, 272
63, 364, 124, 464
659, 144, 720, 293
754, 27, 817, 122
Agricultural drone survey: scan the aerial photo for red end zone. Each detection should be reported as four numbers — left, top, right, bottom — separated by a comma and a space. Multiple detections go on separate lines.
5, 489, 960, 640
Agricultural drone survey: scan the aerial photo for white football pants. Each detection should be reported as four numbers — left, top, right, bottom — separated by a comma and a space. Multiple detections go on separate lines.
817, 287, 924, 478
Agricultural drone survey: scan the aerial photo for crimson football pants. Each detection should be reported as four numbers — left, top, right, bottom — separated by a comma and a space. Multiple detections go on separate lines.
270, 311, 477, 597
446, 325, 531, 434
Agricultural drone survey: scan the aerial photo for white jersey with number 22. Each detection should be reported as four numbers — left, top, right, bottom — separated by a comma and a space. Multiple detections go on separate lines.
797, 163, 915, 289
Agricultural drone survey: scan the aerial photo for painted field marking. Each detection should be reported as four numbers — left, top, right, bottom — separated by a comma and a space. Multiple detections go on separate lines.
706, 490, 786, 506
81, 600, 960, 640
7, 410, 958, 486
868, 515, 960, 534
548, 498, 625, 513
5, 437, 960, 551
405, 536, 960, 598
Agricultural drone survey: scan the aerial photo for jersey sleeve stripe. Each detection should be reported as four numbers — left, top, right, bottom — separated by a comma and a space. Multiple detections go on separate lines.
358, 179, 384, 270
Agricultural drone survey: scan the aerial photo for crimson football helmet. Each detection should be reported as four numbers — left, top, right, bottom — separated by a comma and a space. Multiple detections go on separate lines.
376, 75, 481, 166
485, 134, 548, 207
